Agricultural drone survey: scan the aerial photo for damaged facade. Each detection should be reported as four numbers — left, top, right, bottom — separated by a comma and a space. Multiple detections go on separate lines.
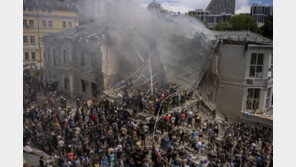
199, 31, 273, 126
43, 14, 215, 99
43, 17, 272, 125
43, 35, 103, 99
43, 22, 144, 99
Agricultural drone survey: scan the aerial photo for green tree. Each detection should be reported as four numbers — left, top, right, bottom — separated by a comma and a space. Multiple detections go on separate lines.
229, 14, 258, 32
29, 69, 44, 77
215, 14, 258, 33
215, 20, 232, 31
260, 15, 273, 40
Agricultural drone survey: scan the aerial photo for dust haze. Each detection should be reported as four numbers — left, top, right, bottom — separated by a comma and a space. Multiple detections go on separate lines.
81, 0, 217, 89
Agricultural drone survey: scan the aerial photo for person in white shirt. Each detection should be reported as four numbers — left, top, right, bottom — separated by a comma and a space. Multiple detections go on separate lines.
132, 122, 138, 130
143, 125, 149, 133
171, 116, 176, 125
227, 161, 234, 167
145, 117, 150, 124
58, 140, 64, 148
188, 111, 193, 116
251, 142, 256, 149
117, 144, 123, 151
47, 109, 52, 115
67, 161, 72, 167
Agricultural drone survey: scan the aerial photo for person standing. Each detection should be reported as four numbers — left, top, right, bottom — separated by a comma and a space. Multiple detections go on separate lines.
39, 157, 45, 167
101, 154, 108, 167
212, 109, 216, 120
110, 152, 115, 167
201, 142, 206, 156
179, 130, 185, 145
199, 128, 203, 139
187, 111, 193, 127
195, 115, 201, 130
192, 130, 196, 140
141, 131, 146, 146
180, 113, 185, 126
76, 98, 80, 110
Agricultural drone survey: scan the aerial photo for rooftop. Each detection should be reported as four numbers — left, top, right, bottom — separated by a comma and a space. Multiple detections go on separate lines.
214, 31, 273, 45
24, 0, 78, 10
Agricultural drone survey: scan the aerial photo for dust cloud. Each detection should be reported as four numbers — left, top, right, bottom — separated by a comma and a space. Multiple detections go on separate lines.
81, 0, 217, 88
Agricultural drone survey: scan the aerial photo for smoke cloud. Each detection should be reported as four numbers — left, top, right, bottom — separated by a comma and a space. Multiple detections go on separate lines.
80, 0, 217, 89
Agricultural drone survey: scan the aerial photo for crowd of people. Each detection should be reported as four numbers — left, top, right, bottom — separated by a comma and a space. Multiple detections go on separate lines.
23, 72, 273, 167
153, 114, 273, 167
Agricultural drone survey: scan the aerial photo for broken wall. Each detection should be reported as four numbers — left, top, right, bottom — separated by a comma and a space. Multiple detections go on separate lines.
44, 1, 218, 94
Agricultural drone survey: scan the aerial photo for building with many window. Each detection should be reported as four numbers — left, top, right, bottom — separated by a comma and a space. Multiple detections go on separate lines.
188, 9, 233, 29
42, 20, 143, 99
206, 0, 236, 15
251, 4, 273, 27
204, 31, 273, 126
23, 0, 78, 69
43, 32, 104, 98
43, 17, 273, 126
187, 0, 236, 29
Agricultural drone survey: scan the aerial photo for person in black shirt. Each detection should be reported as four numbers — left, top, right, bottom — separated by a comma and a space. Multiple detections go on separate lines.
39, 156, 45, 167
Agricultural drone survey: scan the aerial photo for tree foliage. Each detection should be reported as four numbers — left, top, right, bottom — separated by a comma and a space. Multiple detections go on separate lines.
215, 14, 273, 40
260, 15, 273, 40
215, 14, 258, 33
29, 69, 44, 77
229, 14, 258, 32
215, 21, 232, 31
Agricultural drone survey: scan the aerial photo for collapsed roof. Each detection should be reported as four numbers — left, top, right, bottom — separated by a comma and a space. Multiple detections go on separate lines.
44, 3, 272, 90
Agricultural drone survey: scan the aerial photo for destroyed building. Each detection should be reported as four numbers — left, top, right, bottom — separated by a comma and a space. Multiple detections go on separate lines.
43, 4, 273, 126
199, 31, 273, 126
43, 23, 146, 98
43, 8, 216, 99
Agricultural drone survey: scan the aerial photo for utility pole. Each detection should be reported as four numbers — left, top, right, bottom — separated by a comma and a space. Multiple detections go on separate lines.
149, 0, 157, 96
148, 50, 154, 95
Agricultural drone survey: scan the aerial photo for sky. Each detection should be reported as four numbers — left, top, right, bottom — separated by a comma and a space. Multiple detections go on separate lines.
135, 0, 273, 14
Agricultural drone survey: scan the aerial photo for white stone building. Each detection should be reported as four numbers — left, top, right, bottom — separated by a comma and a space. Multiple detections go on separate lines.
201, 31, 273, 126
